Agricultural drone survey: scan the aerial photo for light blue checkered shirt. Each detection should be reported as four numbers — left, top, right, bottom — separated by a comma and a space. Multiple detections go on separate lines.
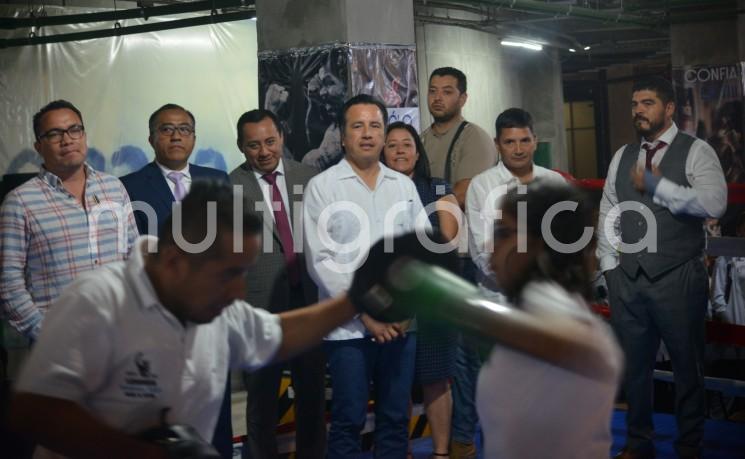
0, 164, 139, 339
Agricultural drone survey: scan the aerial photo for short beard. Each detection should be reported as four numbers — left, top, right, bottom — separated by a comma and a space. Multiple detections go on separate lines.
634, 116, 666, 140
432, 107, 459, 124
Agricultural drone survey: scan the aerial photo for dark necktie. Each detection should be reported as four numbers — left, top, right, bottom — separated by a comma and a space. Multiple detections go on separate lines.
262, 172, 300, 286
642, 141, 667, 170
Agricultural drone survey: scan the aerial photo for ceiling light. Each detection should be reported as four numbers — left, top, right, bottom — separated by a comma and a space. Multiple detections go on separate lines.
583, 46, 591, 50
501, 40, 542, 51
569, 48, 576, 53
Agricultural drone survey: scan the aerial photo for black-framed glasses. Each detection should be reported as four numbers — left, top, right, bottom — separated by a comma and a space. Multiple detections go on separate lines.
157, 124, 194, 137
38, 124, 85, 143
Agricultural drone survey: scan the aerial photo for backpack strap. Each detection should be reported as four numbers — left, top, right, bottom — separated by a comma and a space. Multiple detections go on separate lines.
444, 121, 469, 183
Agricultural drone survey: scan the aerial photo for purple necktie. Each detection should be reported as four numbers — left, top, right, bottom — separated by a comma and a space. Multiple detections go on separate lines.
167, 171, 187, 201
642, 141, 667, 170
262, 172, 300, 286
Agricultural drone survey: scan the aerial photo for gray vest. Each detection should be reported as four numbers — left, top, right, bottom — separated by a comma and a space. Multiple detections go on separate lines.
616, 132, 704, 279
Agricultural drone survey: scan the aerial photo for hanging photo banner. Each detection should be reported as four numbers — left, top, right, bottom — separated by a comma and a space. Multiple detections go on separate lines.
672, 62, 745, 183
258, 43, 418, 171
259, 45, 349, 171
348, 45, 419, 108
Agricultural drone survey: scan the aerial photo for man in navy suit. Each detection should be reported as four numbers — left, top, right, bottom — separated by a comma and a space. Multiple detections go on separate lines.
120, 103, 232, 458
120, 103, 228, 236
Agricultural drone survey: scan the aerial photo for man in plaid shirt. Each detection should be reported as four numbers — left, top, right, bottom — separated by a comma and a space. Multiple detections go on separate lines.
0, 100, 138, 341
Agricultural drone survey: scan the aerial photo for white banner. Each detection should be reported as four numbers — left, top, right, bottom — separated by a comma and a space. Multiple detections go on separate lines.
0, 8, 258, 176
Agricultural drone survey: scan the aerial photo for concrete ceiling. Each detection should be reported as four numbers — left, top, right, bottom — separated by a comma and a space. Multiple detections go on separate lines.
2, 0, 742, 76
414, 0, 743, 76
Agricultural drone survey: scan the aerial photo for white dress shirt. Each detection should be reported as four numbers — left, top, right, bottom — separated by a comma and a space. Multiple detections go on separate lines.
303, 158, 430, 341
466, 161, 566, 290
251, 159, 292, 231
157, 161, 193, 198
596, 123, 727, 273
711, 256, 745, 325
16, 236, 282, 453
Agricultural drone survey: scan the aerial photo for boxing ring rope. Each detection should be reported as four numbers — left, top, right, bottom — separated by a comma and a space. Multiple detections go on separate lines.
235, 178, 745, 446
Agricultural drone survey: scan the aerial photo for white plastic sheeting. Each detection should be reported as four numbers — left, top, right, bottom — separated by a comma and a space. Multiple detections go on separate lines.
0, 7, 258, 176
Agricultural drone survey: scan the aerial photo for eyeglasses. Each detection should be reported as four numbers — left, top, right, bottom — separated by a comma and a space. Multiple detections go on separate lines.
38, 124, 85, 143
157, 124, 194, 137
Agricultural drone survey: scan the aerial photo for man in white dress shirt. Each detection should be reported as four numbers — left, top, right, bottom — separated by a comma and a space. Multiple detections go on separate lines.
303, 94, 429, 459
597, 77, 726, 459
466, 108, 565, 295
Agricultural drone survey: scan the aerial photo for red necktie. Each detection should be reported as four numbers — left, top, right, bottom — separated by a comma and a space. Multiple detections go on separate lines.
642, 141, 667, 170
262, 172, 300, 286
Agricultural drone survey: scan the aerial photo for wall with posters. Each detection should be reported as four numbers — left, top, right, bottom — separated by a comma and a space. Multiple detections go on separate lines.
258, 43, 418, 170
0, 7, 259, 177
673, 62, 745, 183
673, 62, 745, 235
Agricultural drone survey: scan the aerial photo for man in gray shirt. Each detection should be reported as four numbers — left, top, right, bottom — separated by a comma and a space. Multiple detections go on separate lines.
597, 76, 726, 459
421, 67, 497, 208
421, 67, 497, 459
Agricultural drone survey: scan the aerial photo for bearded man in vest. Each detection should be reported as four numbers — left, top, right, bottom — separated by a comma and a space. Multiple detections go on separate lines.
597, 76, 726, 459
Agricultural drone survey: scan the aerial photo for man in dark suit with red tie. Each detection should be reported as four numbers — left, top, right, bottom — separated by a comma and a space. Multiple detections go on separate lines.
229, 109, 325, 459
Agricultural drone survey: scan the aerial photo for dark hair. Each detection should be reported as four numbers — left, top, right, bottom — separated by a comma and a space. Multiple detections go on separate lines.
429, 67, 467, 94
33, 100, 84, 139
632, 76, 675, 106
148, 103, 196, 135
157, 181, 262, 260
236, 109, 283, 146
500, 181, 595, 300
495, 108, 534, 139
338, 94, 388, 137
383, 121, 432, 180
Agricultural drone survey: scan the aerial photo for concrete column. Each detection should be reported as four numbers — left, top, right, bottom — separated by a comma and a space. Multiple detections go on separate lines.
416, 7, 568, 171
254, 0, 416, 166
670, 19, 741, 67
255, 0, 414, 51
519, 48, 569, 172
670, 0, 745, 65
606, 65, 636, 163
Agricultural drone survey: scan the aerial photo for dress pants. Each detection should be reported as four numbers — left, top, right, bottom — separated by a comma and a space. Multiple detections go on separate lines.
609, 258, 707, 457
242, 347, 327, 459
242, 288, 327, 459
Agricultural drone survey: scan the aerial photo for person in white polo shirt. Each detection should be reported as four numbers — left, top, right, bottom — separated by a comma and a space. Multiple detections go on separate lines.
8, 181, 360, 459
466, 108, 566, 297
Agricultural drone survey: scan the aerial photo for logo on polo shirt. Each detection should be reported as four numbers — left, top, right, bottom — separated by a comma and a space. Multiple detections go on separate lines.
135, 352, 152, 378
120, 352, 162, 399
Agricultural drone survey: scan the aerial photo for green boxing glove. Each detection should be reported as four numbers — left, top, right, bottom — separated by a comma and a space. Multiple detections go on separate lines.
348, 230, 461, 322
